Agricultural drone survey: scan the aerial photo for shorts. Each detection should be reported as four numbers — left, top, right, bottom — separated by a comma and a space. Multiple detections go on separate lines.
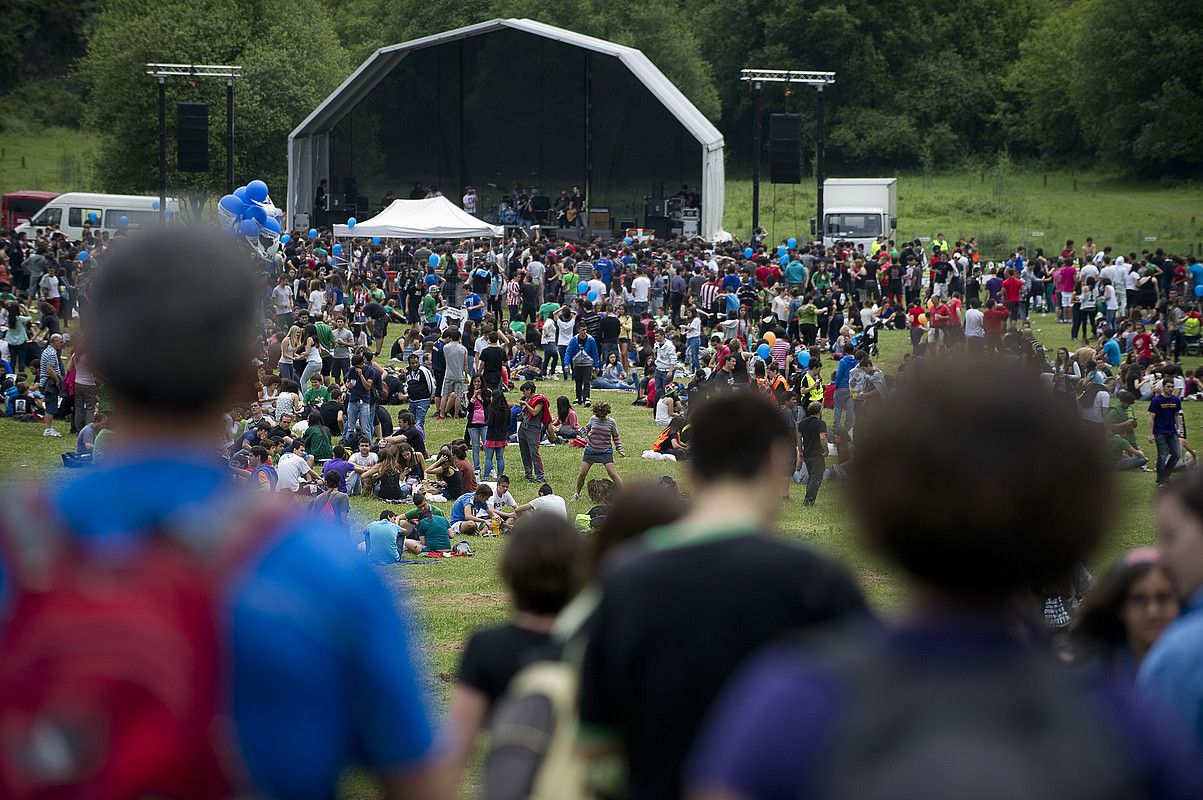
444, 378, 467, 398
1006, 301, 1020, 320
373, 317, 388, 339
1060, 292, 1073, 307
583, 449, 614, 465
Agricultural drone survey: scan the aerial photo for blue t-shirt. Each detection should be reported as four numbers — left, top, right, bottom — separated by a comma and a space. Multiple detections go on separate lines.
595, 258, 613, 285
465, 292, 484, 321
1149, 394, 1182, 436
1187, 263, 1203, 289
364, 519, 403, 564
721, 274, 741, 293
1102, 339, 1122, 367
1139, 590, 1203, 764
450, 492, 488, 524
0, 454, 435, 799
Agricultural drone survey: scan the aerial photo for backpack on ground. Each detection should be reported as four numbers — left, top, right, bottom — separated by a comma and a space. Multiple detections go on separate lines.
0, 491, 289, 800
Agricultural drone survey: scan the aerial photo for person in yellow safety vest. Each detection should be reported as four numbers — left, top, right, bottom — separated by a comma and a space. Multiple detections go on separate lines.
869, 236, 885, 258
930, 234, 949, 254
799, 362, 825, 404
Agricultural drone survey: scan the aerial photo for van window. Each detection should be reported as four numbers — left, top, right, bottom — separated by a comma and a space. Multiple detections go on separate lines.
104, 209, 158, 229
68, 207, 105, 227
824, 214, 882, 237
34, 207, 63, 228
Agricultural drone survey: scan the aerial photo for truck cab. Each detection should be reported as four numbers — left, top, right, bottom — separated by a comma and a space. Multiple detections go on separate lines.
812, 178, 897, 250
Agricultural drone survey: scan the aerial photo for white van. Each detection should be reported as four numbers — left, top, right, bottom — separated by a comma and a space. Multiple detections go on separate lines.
16, 193, 180, 239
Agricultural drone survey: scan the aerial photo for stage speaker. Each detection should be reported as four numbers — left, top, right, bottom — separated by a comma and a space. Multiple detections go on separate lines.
768, 112, 802, 184
176, 102, 210, 173
645, 215, 672, 240
588, 208, 611, 230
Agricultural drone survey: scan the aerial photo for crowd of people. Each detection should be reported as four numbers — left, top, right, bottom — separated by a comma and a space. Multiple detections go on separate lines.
0, 216, 1202, 798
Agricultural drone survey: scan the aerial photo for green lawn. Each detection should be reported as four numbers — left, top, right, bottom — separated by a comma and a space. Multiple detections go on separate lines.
0, 314, 1187, 797
0, 124, 97, 194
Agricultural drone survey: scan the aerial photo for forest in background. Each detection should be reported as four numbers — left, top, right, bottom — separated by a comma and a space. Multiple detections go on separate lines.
1, 0, 1201, 197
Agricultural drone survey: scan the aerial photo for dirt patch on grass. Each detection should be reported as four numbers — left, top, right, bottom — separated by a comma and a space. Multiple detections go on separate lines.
444, 591, 507, 609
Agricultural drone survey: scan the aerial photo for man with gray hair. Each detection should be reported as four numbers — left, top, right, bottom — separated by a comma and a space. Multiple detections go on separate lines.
39, 332, 64, 436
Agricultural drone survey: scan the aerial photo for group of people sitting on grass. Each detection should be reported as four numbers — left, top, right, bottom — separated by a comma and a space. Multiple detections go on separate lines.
1, 227, 1202, 800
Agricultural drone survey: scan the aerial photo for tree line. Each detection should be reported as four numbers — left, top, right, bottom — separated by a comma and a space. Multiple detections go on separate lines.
2, 0, 1200, 196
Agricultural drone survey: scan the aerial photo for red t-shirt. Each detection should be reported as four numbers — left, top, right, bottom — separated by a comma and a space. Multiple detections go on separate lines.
1132, 332, 1154, 360
948, 298, 963, 326
983, 307, 1009, 334
932, 303, 952, 327
1002, 276, 1023, 303
754, 266, 772, 287
908, 306, 925, 328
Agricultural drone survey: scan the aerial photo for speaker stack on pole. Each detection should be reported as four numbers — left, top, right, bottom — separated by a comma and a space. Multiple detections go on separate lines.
768, 112, 802, 184
176, 102, 210, 173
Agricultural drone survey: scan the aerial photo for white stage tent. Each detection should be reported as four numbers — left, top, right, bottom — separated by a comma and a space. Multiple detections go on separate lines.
332, 196, 504, 239
288, 18, 725, 240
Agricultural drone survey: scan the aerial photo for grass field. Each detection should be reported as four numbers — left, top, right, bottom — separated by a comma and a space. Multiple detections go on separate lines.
0, 124, 96, 195
0, 312, 1192, 797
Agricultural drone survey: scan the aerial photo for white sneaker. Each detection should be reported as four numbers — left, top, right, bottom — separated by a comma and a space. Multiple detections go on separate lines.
570, 492, 581, 501
44, 428, 61, 437
42, 428, 53, 437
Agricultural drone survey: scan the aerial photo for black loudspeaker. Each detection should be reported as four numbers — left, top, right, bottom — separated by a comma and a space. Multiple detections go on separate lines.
645, 215, 672, 240
176, 102, 210, 173
768, 112, 802, 184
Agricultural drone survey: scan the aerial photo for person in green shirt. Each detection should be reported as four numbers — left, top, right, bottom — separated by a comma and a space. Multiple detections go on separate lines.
301, 410, 334, 462
303, 374, 331, 406
405, 491, 448, 523
539, 300, 562, 322
369, 281, 387, 305
406, 511, 451, 553
421, 287, 440, 325
314, 320, 334, 359
1108, 389, 1140, 448
563, 269, 579, 298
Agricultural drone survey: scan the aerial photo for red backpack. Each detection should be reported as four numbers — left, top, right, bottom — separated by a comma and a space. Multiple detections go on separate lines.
0, 491, 288, 800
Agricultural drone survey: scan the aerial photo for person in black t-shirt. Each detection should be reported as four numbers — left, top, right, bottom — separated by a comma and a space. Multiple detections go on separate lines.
578, 391, 867, 800
443, 512, 581, 796
476, 331, 507, 392
797, 401, 829, 506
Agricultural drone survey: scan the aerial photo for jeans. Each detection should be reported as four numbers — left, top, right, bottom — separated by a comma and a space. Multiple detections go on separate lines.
593, 377, 635, 391
73, 383, 97, 432
466, 425, 485, 471
409, 398, 430, 433
544, 344, 560, 377
686, 337, 700, 373
558, 345, 570, 379
654, 369, 670, 401
346, 471, 362, 496
1155, 433, 1181, 484
1117, 456, 1148, 471
299, 359, 323, 387
483, 446, 506, 479
278, 361, 296, 384
573, 365, 593, 403
833, 387, 854, 430
518, 420, 545, 480
345, 399, 375, 444
803, 456, 825, 503
331, 357, 351, 384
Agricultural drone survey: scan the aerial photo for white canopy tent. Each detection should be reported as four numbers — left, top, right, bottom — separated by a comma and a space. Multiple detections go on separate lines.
332, 196, 504, 239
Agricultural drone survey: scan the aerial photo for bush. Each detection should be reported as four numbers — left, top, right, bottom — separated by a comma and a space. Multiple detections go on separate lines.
1, 80, 85, 128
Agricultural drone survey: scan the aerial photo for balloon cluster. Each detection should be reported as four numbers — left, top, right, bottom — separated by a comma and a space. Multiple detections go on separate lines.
217, 179, 284, 262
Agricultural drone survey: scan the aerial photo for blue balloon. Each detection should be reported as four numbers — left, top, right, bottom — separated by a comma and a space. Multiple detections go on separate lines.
744, 247, 754, 259
787, 237, 797, 248
238, 219, 260, 237
428, 253, 440, 267
778, 244, 787, 256
797, 351, 807, 366
308, 228, 318, 240
779, 254, 788, 265
371, 236, 381, 245
757, 343, 771, 360
262, 216, 281, 235
87, 212, 98, 224
1195, 284, 1203, 298
234, 186, 248, 202
164, 209, 174, 218
347, 217, 357, 228
623, 236, 633, 245
219, 194, 243, 214
118, 215, 129, 227
151, 200, 160, 210
578, 280, 589, 294
587, 290, 598, 302
247, 205, 267, 225
332, 243, 343, 255
280, 234, 291, 244
77, 250, 89, 262
245, 179, 269, 203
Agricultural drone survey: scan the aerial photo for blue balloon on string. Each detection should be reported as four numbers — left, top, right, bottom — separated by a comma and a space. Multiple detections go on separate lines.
372, 236, 381, 245
280, 234, 291, 244
238, 219, 260, 237
347, 217, 357, 228
219, 194, 243, 214
578, 280, 589, 294
77, 250, 89, 262
308, 228, 318, 240
234, 186, 248, 202
332, 243, 343, 256
262, 216, 281, 235
247, 205, 267, 225
757, 343, 771, 360
428, 253, 440, 267
778, 244, 787, 256
623, 236, 633, 245
118, 215, 129, 227
151, 200, 160, 210
787, 237, 797, 248
587, 290, 598, 302
245, 180, 269, 203
1195, 284, 1203, 298
744, 247, 754, 259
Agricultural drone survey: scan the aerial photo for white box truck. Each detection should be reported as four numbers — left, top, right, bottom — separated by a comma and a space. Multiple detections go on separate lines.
813, 178, 897, 249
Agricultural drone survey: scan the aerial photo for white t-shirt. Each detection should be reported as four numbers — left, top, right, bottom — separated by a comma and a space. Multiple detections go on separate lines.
859, 305, 879, 328
964, 307, 985, 338
39, 275, 60, 299
271, 284, 293, 314
350, 451, 378, 471
632, 275, 651, 302
529, 494, 568, 519
276, 452, 311, 492
308, 289, 325, 315
490, 488, 517, 511
588, 278, 607, 298
1081, 389, 1110, 424
556, 318, 577, 347
1078, 265, 1100, 283
655, 397, 674, 426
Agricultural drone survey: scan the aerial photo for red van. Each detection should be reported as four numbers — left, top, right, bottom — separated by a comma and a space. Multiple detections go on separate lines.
2, 191, 59, 231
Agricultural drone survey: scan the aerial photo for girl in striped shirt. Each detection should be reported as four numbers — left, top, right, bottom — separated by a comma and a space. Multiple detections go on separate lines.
572, 402, 625, 500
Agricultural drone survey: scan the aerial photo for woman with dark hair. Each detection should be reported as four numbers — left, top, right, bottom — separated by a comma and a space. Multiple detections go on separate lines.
464, 375, 490, 474
37, 302, 61, 339
549, 395, 580, 443
482, 390, 510, 480
301, 410, 333, 462
298, 324, 324, 387
4, 301, 32, 374
1071, 551, 1180, 680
